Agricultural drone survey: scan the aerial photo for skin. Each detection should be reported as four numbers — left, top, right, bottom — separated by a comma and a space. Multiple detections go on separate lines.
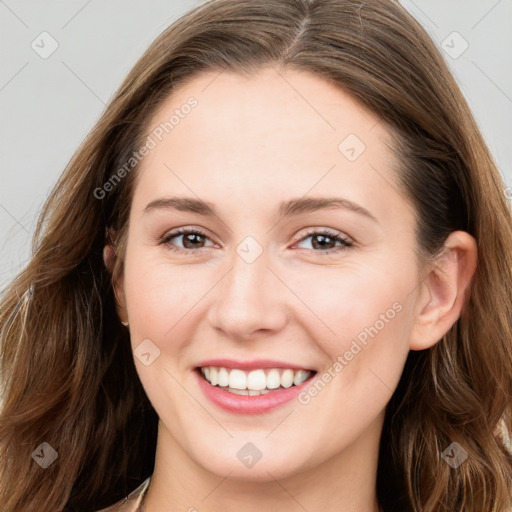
104, 66, 477, 512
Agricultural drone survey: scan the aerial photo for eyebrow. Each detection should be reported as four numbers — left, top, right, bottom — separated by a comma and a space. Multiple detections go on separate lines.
143, 196, 378, 223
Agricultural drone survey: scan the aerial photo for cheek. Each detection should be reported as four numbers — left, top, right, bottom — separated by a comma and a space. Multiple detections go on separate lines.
123, 251, 208, 335
286, 260, 416, 405
286, 259, 414, 348
122, 255, 210, 411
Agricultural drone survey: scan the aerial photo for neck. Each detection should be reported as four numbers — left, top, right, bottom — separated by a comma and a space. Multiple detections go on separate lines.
142, 412, 384, 512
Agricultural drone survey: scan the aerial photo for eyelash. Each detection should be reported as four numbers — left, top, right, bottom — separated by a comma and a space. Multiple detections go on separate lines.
160, 227, 353, 256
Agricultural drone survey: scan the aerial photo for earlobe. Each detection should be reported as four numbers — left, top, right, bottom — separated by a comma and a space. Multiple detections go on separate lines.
103, 244, 116, 273
103, 243, 129, 326
409, 231, 478, 351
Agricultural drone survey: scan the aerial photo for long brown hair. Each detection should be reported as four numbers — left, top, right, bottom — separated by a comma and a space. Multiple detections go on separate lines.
1, 1, 511, 510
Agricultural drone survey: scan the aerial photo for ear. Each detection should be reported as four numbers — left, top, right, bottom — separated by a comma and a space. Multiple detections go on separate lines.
103, 242, 128, 325
409, 231, 477, 351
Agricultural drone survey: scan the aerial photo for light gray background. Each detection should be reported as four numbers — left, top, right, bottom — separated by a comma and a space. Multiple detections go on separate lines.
1, 0, 511, 289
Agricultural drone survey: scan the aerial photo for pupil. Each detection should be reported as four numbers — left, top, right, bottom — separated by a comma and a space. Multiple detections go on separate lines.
184, 233, 203, 248
313, 234, 333, 250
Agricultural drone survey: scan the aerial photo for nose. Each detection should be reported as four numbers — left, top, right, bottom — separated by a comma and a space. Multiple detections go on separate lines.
207, 247, 289, 339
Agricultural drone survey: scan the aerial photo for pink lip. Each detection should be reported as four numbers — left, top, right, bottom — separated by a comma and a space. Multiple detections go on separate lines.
195, 358, 315, 371
194, 368, 317, 415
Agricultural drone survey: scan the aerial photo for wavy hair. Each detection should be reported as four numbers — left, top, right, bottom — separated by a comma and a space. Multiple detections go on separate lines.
1, 0, 511, 510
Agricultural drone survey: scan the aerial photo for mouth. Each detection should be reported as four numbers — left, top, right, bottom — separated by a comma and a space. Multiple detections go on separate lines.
195, 366, 318, 396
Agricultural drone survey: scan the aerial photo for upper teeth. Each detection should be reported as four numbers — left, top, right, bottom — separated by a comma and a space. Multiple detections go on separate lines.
200, 367, 313, 390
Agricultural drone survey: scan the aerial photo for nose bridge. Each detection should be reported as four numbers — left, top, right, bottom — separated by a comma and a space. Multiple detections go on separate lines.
209, 241, 287, 337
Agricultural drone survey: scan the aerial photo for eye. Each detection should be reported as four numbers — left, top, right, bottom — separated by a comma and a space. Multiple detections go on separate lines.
161, 227, 216, 254
293, 229, 353, 255
160, 227, 354, 256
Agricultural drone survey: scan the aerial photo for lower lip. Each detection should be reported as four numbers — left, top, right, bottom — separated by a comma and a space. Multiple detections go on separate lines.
194, 368, 316, 415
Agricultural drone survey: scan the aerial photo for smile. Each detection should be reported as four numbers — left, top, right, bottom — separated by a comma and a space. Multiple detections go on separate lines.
195, 365, 318, 414
200, 366, 314, 395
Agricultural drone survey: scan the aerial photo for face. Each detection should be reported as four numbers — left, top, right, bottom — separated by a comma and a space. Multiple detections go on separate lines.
115, 67, 424, 482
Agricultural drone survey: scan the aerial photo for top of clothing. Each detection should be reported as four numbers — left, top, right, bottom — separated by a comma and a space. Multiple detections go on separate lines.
95, 477, 151, 512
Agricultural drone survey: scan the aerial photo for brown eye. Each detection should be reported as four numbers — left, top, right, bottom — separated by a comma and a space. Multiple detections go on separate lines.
161, 228, 215, 254
294, 229, 353, 255
179, 232, 206, 249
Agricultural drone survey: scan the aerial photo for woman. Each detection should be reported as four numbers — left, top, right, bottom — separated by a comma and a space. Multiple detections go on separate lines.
1, 0, 511, 511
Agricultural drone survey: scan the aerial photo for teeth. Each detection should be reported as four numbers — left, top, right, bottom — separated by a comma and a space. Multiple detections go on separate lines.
227, 388, 248, 395
218, 367, 229, 387
266, 369, 281, 389
229, 369, 247, 390
209, 367, 218, 386
200, 366, 313, 392
281, 369, 294, 388
247, 369, 267, 390
293, 370, 310, 386
227, 388, 272, 396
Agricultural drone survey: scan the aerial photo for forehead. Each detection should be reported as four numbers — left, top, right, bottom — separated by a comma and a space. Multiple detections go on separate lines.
144, 66, 388, 159
132, 67, 410, 226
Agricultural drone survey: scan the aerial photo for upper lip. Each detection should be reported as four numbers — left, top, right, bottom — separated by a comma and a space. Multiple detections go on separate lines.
195, 358, 317, 372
